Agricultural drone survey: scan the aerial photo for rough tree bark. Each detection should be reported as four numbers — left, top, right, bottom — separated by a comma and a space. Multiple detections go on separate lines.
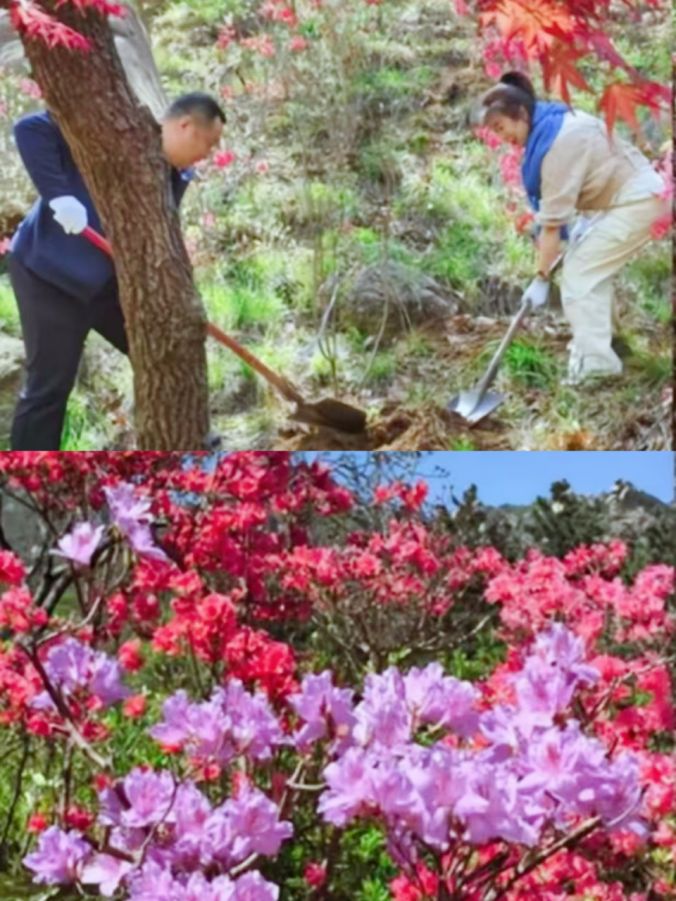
2, 0, 211, 450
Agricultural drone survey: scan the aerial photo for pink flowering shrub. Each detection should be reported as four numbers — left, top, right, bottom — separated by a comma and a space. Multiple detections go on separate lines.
0, 452, 673, 899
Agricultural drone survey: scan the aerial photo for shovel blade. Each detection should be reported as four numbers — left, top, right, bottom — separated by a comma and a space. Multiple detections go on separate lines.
292, 398, 367, 433
447, 390, 505, 425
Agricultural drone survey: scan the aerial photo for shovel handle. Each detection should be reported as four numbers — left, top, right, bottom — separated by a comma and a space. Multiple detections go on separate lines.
81, 226, 306, 406
82, 226, 112, 256
204, 322, 305, 405
473, 298, 531, 398
473, 250, 567, 400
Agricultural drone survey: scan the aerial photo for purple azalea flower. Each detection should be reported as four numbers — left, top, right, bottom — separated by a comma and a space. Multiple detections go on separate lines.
225, 786, 293, 858
217, 681, 285, 760
353, 668, 412, 749
532, 623, 600, 686
404, 746, 467, 848
97, 783, 126, 828
369, 755, 424, 831
24, 827, 90, 885
103, 482, 153, 529
52, 522, 105, 568
89, 654, 132, 706
513, 624, 599, 718
150, 682, 284, 766
170, 783, 213, 871
319, 747, 379, 826
43, 638, 93, 694
403, 663, 479, 737
128, 862, 182, 900
148, 690, 192, 747
172, 872, 237, 901
80, 853, 134, 897
289, 671, 356, 752
518, 722, 591, 799
453, 765, 545, 847
103, 482, 168, 562
584, 752, 647, 836
119, 768, 177, 829
31, 638, 130, 711
514, 656, 581, 718
233, 871, 280, 900
173, 782, 213, 838
478, 703, 552, 761
202, 806, 237, 868
125, 521, 170, 563
313, 625, 646, 857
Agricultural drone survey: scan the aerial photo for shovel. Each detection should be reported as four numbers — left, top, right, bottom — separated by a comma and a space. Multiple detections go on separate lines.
82, 226, 367, 433
447, 213, 603, 425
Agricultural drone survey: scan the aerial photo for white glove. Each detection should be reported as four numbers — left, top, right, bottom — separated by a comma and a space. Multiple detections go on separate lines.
49, 195, 88, 235
523, 275, 550, 309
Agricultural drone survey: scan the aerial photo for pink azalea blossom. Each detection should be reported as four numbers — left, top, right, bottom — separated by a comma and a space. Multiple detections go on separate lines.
52, 522, 104, 567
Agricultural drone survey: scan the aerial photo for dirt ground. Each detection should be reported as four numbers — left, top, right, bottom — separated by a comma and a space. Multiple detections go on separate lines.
278, 400, 511, 450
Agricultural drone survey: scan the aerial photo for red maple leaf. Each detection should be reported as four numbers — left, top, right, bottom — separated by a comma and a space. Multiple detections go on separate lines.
10, 0, 127, 52
10, 1, 91, 50
479, 0, 568, 55
541, 44, 592, 104
599, 81, 670, 133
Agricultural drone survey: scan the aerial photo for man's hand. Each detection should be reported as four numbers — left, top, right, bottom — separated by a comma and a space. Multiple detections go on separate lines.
523, 275, 550, 309
49, 195, 88, 235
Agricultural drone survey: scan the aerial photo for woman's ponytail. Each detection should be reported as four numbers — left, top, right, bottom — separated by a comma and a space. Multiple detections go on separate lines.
478, 70, 537, 125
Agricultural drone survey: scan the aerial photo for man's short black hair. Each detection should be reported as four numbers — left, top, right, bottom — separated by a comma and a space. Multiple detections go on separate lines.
165, 92, 226, 126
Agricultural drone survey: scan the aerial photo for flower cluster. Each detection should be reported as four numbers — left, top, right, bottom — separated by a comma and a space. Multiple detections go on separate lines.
150, 680, 285, 773
31, 637, 131, 712
316, 625, 646, 858
25, 773, 289, 897
484, 547, 674, 645
2, 454, 672, 899
22, 623, 652, 899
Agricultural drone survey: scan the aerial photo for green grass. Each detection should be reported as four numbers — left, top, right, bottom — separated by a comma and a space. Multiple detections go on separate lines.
357, 139, 404, 186
364, 350, 396, 384
60, 390, 110, 451
629, 350, 672, 386
504, 340, 558, 389
351, 226, 418, 267
623, 251, 672, 325
449, 437, 476, 450
352, 66, 416, 102
309, 350, 335, 380
0, 278, 20, 335
426, 163, 509, 231
500, 229, 536, 279
232, 338, 296, 384
422, 220, 484, 287
207, 347, 241, 394
403, 331, 433, 358
299, 181, 361, 228
200, 280, 285, 331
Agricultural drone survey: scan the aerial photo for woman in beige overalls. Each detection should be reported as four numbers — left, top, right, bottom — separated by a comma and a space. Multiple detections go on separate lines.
476, 71, 668, 384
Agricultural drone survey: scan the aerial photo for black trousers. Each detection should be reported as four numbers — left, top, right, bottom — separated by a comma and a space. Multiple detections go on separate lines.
8, 254, 128, 450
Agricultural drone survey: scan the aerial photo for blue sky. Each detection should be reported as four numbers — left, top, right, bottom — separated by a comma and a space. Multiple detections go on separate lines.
305, 452, 674, 505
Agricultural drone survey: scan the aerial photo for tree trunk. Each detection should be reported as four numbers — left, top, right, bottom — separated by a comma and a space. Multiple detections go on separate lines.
8, 1, 211, 450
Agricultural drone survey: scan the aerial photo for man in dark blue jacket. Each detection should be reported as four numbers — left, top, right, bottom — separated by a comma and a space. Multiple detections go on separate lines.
7, 91, 225, 450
